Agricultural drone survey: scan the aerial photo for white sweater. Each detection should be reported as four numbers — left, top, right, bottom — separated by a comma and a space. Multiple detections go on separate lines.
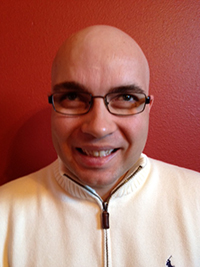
0, 154, 200, 267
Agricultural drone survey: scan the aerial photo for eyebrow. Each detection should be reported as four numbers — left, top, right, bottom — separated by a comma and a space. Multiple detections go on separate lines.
109, 85, 145, 94
52, 81, 145, 95
52, 82, 88, 93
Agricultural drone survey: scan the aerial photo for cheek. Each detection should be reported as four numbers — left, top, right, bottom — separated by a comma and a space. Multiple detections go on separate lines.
51, 114, 84, 157
51, 120, 63, 157
51, 114, 73, 151
51, 112, 78, 137
51, 116, 64, 143
122, 114, 149, 148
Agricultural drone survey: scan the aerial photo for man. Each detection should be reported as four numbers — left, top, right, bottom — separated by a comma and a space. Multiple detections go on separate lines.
0, 25, 199, 267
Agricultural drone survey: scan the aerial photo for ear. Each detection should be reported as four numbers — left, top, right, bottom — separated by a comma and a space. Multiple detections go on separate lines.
148, 95, 154, 111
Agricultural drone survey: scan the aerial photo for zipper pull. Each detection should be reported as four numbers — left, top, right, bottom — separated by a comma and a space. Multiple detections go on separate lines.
102, 202, 109, 229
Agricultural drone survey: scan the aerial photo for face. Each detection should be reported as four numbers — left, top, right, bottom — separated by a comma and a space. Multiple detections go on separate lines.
51, 27, 153, 197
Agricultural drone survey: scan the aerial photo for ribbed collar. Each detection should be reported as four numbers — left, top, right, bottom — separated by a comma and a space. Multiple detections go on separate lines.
53, 154, 150, 202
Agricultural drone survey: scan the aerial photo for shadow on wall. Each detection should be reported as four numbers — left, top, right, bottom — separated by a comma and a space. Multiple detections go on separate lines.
4, 108, 57, 184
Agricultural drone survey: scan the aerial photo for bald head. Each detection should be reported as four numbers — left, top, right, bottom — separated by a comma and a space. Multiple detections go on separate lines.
52, 25, 150, 91
50, 26, 153, 197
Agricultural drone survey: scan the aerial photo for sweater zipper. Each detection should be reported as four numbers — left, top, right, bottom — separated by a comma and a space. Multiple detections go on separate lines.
101, 165, 142, 267
101, 165, 142, 229
64, 165, 142, 267
64, 165, 142, 229
102, 202, 109, 229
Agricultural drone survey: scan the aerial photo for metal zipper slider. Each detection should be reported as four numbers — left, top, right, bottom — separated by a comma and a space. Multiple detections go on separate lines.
102, 202, 109, 229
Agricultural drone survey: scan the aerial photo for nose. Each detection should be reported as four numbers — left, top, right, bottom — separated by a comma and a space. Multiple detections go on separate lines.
81, 98, 117, 138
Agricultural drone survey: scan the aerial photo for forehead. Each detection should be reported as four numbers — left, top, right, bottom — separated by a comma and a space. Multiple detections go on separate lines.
52, 57, 149, 96
52, 30, 149, 94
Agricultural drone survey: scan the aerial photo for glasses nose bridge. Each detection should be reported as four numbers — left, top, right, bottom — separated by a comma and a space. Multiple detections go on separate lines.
91, 95, 108, 108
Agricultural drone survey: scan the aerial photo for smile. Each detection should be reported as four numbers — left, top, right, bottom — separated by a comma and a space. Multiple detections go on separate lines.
77, 148, 117, 157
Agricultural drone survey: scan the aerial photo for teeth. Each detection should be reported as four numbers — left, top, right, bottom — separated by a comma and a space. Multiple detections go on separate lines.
82, 149, 114, 157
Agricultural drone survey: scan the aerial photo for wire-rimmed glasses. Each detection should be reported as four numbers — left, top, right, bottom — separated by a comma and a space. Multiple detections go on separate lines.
48, 90, 151, 116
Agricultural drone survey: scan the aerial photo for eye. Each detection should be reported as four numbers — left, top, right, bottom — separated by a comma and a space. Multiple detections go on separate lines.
60, 92, 79, 101
55, 91, 91, 110
112, 93, 139, 102
108, 92, 146, 112
120, 94, 138, 102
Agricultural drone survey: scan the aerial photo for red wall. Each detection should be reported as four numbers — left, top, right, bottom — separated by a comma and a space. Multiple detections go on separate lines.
1, 1, 200, 185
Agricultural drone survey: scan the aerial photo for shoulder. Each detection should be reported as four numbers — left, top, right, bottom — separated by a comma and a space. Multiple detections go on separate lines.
146, 157, 200, 197
148, 157, 200, 179
0, 160, 59, 200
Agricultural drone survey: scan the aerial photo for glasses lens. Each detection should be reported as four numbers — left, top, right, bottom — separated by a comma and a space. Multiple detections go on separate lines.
53, 91, 91, 115
107, 92, 146, 115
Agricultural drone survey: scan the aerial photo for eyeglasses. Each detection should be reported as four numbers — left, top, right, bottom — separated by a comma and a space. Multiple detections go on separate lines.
48, 90, 151, 116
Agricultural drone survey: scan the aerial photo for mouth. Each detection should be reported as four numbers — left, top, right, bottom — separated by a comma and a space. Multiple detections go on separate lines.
77, 148, 118, 157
